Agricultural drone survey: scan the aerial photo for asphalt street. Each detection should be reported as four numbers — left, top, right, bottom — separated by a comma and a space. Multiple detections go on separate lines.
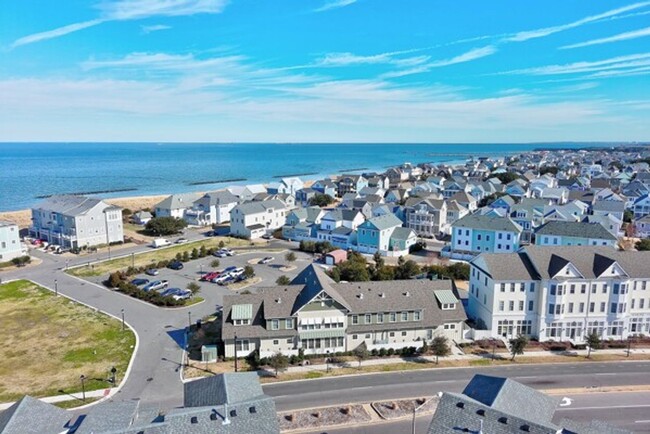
3, 233, 650, 433
300, 391, 650, 434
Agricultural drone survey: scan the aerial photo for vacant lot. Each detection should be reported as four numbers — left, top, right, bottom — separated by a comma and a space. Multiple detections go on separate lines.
67, 236, 250, 277
0, 280, 136, 402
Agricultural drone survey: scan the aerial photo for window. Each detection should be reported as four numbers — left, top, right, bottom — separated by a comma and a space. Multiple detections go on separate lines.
271, 319, 279, 330
570, 284, 575, 294
500, 283, 506, 292
365, 314, 371, 324
414, 311, 421, 321
568, 303, 574, 313
285, 318, 293, 329
603, 284, 608, 294
509, 301, 514, 311
273, 340, 279, 345
389, 332, 395, 337
477, 234, 482, 241
390, 312, 396, 322
528, 300, 534, 311
235, 339, 250, 352
579, 302, 585, 313
613, 283, 619, 294
549, 303, 554, 314
550, 284, 556, 295
401, 312, 408, 321
520, 283, 525, 292
401, 331, 407, 336
377, 313, 384, 323
529, 282, 535, 292
610, 303, 617, 314
499, 301, 505, 311
581, 284, 586, 294
286, 338, 293, 344
591, 284, 597, 294
352, 315, 359, 325
352, 334, 358, 340
518, 301, 524, 311
589, 302, 595, 313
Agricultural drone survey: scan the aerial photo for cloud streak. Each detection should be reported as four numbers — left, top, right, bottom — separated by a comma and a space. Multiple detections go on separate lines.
502, 53, 650, 76
141, 24, 172, 34
504, 1, 650, 42
382, 45, 497, 78
314, 0, 357, 13
11, 0, 228, 48
561, 26, 650, 49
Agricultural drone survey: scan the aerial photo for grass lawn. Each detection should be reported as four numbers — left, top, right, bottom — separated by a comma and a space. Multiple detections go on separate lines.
67, 236, 250, 277
53, 397, 101, 409
0, 280, 136, 402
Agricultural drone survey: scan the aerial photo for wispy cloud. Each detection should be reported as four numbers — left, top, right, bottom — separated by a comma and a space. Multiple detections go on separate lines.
314, 0, 356, 13
502, 53, 650, 76
12, 19, 105, 48
561, 26, 650, 49
141, 24, 172, 34
382, 45, 497, 78
11, 0, 228, 48
505, 1, 650, 42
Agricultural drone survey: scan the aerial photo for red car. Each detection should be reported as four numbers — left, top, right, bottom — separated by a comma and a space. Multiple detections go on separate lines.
201, 271, 220, 281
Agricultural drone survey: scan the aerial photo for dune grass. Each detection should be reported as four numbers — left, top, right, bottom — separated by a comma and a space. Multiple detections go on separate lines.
0, 280, 136, 402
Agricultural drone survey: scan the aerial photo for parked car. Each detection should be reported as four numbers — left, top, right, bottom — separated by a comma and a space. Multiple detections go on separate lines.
259, 256, 274, 264
172, 289, 193, 301
130, 278, 149, 286
213, 274, 233, 284
168, 260, 184, 270
213, 250, 228, 258
143, 280, 168, 292
175, 237, 189, 244
262, 234, 273, 240
222, 266, 238, 274
145, 268, 159, 276
229, 267, 245, 277
160, 287, 183, 297
235, 274, 250, 283
152, 238, 171, 248
221, 248, 234, 256
201, 271, 220, 281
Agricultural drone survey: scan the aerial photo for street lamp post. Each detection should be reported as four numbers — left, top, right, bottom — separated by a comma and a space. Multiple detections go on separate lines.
110, 367, 117, 385
54, 279, 58, 296
326, 350, 330, 373
80, 375, 86, 402
188, 312, 192, 330
121, 309, 125, 331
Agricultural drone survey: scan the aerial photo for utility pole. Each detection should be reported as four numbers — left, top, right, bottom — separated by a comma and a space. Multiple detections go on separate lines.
234, 334, 239, 372
54, 279, 58, 296
80, 375, 86, 402
121, 309, 125, 331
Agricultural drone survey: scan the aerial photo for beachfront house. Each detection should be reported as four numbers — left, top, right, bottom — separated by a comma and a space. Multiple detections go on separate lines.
221, 265, 466, 358
0, 220, 25, 261
355, 213, 416, 256
336, 175, 368, 197
534, 221, 617, 247
450, 214, 522, 258
154, 193, 201, 219
229, 199, 288, 239
311, 179, 337, 197
30, 195, 123, 250
281, 206, 326, 241
130, 210, 152, 225
266, 177, 304, 195
185, 190, 240, 226
467, 246, 650, 343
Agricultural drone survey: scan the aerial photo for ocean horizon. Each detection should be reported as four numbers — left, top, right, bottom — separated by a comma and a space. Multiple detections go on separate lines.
0, 142, 614, 212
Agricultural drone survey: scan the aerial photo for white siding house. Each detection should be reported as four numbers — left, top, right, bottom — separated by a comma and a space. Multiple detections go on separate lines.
0, 221, 24, 261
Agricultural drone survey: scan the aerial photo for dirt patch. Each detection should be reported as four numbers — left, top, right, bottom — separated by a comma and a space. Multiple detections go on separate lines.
372, 396, 438, 419
278, 404, 371, 432
226, 276, 262, 291
279, 265, 297, 272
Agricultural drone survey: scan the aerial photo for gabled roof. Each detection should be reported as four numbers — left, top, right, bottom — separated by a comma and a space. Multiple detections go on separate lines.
454, 213, 522, 233
390, 226, 415, 241
184, 372, 264, 408
535, 221, 617, 241
33, 195, 115, 216
291, 265, 352, 314
232, 199, 287, 215
0, 396, 70, 434
196, 190, 239, 206
359, 213, 403, 231
156, 193, 202, 210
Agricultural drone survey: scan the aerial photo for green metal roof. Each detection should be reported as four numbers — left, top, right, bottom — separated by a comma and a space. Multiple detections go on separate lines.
434, 290, 458, 305
299, 329, 346, 340
232, 304, 253, 320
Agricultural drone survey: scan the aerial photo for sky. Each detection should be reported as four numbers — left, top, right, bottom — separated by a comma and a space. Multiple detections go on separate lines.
1, 0, 650, 143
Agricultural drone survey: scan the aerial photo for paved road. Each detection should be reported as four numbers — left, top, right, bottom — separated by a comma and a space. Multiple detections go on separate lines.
2, 234, 301, 408
300, 391, 650, 434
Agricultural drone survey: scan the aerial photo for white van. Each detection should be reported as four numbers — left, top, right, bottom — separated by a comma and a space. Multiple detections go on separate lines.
152, 238, 171, 248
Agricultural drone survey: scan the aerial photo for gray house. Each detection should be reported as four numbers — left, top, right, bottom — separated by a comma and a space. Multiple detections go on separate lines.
30, 195, 123, 250
0, 373, 279, 434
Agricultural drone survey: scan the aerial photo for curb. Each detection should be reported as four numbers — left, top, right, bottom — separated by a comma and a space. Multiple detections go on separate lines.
0, 278, 140, 411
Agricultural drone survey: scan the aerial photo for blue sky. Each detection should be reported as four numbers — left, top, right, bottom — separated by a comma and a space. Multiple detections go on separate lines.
1, 0, 650, 142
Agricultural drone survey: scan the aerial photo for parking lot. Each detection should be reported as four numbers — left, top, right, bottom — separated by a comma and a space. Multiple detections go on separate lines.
80, 248, 315, 312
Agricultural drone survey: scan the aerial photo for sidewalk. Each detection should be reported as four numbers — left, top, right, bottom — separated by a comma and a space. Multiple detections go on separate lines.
0, 387, 116, 411
279, 347, 650, 375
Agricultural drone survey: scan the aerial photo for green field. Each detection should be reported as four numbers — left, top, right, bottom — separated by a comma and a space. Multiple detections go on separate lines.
67, 236, 249, 277
0, 280, 136, 402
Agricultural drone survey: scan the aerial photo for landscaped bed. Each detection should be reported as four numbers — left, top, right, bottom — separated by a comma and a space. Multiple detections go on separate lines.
0, 280, 135, 403
278, 404, 371, 431
372, 396, 438, 420
66, 236, 249, 277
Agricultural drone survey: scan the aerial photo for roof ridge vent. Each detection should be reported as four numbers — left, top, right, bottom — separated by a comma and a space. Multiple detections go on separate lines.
404, 291, 410, 297
276, 297, 282, 304
380, 292, 386, 298
358, 293, 364, 299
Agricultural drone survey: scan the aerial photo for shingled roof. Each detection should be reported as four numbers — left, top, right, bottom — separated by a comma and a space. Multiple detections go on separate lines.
535, 221, 617, 241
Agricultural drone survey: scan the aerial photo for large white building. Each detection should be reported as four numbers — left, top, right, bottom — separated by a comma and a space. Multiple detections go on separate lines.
0, 220, 24, 261
229, 199, 289, 239
468, 246, 650, 343
221, 265, 466, 358
30, 196, 123, 250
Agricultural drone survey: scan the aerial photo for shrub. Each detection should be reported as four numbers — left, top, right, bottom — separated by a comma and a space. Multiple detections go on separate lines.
182, 251, 190, 262
145, 216, 187, 236
387, 348, 395, 356
10, 255, 31, 267
276, 276, 291, 285
191, 248, 199, 260
378, 348, 387, 357
211, 259, 220, 268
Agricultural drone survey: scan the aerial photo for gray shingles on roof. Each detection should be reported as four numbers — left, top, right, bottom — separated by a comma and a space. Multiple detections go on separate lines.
33, 195, 115, 216
184, 373, 264, 408
454, 213, 522, 233
535, 221, 617, 241
0, 396, 70, 434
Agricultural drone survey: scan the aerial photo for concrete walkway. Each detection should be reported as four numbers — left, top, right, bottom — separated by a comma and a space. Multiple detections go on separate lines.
0, 388, 117, 411
278, 347, 650, 374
